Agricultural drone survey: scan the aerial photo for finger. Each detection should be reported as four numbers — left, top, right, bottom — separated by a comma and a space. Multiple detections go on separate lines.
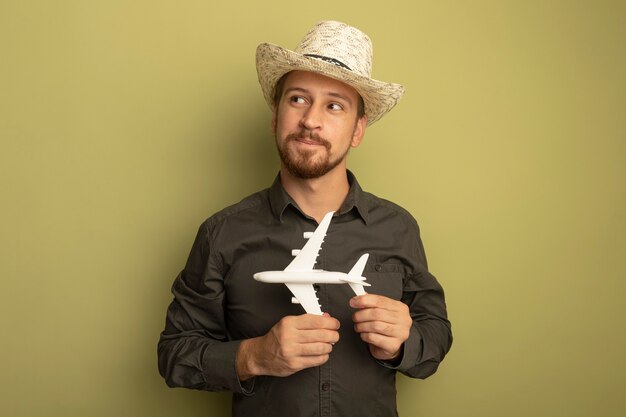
294, 314, 341, 330
353, 320, 399, 338
297, 341, 334, 356
350, 294, 405, 311
277, 352, 331, 376
358, 332, 403, 356
354, 321, 410, 345
295, 329, 340, 344
296, 354, 331, 369
352, 307, 402, 325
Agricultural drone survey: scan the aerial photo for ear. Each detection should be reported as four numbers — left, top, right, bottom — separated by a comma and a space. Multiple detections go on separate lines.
350, 115, 367, 148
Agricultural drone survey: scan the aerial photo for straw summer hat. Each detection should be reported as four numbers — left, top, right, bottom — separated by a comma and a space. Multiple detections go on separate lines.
256, 21, 405, 125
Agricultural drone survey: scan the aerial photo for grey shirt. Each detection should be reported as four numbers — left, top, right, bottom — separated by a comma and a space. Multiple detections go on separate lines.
158, 171, 452, 417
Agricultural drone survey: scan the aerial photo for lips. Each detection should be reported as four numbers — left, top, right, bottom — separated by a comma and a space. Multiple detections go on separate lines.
286, 132, 331, 150
295, 137, 324, 146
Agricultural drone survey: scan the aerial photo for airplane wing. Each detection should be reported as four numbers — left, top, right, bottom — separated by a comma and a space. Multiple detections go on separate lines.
285, 283, 323, 315
285, 211, 334, 271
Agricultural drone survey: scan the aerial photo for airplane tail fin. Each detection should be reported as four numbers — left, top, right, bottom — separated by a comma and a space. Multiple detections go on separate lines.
346, 253, 369, 296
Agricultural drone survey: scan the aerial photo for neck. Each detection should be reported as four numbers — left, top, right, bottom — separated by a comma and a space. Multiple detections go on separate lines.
280, 165, 350, 223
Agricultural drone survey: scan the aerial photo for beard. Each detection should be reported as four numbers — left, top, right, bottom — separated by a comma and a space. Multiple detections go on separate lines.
276, 131, 350, 179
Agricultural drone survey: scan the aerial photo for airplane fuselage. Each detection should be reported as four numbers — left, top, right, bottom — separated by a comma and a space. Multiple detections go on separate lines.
253, 270, 364, 285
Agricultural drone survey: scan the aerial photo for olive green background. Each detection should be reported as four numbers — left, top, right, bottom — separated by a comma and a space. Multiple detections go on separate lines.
1, 1, 624, 416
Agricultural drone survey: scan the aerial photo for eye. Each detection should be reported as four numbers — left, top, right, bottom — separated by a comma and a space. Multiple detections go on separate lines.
328, 103, 344, 111
289, 95, 306, 105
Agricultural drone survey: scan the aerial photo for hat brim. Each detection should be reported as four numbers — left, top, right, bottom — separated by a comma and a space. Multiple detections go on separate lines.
256, 43, 404, 126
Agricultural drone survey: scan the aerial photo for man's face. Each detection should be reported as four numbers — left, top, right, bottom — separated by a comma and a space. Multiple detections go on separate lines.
272, 71, 366, 179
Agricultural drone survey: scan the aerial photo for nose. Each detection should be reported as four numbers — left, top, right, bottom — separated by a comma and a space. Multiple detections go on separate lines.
300, 104, 323, 130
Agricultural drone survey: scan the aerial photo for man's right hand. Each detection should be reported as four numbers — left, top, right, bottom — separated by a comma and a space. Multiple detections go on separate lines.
236, 314, 340, 380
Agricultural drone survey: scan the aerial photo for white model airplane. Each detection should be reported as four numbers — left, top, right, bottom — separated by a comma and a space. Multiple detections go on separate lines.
253, 211, 370, 315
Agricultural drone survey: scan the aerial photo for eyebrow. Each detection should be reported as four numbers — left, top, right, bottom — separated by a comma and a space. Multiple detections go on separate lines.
284, 87, 354, 106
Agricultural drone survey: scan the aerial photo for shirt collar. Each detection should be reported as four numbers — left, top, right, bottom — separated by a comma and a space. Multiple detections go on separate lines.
268, 170, 370, 225
268, 173, 295, 221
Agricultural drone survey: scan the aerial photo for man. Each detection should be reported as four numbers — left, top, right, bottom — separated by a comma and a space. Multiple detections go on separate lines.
158, 21, 452, 416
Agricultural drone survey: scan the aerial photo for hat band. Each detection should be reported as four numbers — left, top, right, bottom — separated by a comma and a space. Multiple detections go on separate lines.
304, 54, 351, 71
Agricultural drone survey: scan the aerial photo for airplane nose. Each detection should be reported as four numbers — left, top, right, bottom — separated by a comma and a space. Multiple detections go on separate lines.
253, 272, 268, 282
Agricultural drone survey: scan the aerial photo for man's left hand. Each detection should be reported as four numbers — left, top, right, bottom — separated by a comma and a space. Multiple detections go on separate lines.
350, 294, 412, 362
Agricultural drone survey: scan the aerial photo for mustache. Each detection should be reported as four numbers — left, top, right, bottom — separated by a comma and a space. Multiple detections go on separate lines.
286, 131, 331, 150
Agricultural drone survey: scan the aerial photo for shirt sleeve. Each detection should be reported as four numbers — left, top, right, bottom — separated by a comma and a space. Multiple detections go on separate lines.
382, 221, 453, 379
157, 221, 254, 394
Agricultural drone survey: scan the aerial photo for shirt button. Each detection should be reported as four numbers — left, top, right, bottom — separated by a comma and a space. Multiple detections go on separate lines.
375, 264, 382, 272
321, 382, 330, 391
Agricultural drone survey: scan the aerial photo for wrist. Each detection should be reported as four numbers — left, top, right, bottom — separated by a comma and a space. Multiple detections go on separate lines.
385, 347, 403, 366
370, 344, 403, 363
236, 338, 261, 381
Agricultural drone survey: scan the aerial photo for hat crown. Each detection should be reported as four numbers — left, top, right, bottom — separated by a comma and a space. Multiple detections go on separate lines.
255, 20, 404, 125
294, 21, 373, 78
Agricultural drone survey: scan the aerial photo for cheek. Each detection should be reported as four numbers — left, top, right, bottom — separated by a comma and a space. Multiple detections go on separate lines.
275, 110, 299, 133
